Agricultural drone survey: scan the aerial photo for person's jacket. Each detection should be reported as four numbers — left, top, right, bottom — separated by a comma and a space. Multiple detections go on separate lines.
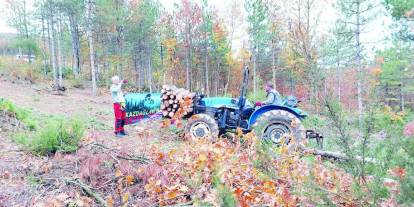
265, 89, 282, 105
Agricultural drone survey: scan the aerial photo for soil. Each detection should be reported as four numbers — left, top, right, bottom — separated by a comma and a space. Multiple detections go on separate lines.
0, 80, 174, 206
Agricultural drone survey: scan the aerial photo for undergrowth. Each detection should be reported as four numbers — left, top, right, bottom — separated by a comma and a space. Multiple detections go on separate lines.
0, 98, 36, 130
14, 118, 85, 155
1, 98, 85, 155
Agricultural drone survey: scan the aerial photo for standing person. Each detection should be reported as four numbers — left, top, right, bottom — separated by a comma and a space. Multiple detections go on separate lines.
111, 76, 128, 137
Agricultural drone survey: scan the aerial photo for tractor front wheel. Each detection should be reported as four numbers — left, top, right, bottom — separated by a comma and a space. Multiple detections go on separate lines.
185, 114, 219, 141
253, 110, 306, 149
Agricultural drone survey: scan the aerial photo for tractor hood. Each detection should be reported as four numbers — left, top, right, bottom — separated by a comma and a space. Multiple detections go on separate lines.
200, 97, 253, 109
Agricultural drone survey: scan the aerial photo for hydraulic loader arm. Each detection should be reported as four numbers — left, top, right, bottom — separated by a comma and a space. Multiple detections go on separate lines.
238, 66, 249, 110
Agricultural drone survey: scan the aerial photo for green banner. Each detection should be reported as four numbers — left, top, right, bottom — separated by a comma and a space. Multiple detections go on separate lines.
124, 93, 162, 125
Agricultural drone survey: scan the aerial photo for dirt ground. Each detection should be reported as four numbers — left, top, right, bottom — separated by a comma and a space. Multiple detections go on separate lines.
0, 80, 171, 206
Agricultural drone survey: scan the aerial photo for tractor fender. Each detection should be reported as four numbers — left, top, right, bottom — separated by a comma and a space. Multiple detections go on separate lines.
248, 105, 305, 129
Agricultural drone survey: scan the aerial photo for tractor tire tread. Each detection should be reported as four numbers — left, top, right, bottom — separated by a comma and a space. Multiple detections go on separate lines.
185, 114, 219, 140
253, 109, 306, 150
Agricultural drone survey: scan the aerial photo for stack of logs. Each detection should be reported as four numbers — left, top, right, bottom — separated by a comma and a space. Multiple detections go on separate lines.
161, 85, 195, 118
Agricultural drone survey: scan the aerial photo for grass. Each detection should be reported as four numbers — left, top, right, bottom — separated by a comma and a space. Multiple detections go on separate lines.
0, 98, 37, 130
1, 98, 85, 155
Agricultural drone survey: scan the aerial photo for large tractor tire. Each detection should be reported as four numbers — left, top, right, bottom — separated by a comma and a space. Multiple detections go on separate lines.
253, 110, 306, 149
185, 114, 219, 141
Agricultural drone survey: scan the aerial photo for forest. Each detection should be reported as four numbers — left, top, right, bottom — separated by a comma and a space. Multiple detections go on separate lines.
0, 0, 414, 206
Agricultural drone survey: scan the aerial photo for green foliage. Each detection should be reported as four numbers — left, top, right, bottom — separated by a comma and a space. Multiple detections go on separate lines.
384, 0, 414, 19
10, 38, 40, 56
244, 0, 270, 51
321, 99, 414, 205
252, 142, 277, 179
247, 87, 267, 101
212, 173, 237, 207
377, 44, 413, 86
0, 98, 36, 130
1, 99, 84, 155
15, 118, 85, 155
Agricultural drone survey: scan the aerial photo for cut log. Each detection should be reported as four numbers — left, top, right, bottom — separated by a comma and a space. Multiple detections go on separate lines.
161, 84, 195, 119
168, 112, 174, 117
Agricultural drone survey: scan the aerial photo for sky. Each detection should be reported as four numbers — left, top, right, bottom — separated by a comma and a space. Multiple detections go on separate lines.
0, 0, 393, 55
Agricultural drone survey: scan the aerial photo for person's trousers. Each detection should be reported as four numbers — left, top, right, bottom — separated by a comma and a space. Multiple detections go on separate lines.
113, 103, 126, 133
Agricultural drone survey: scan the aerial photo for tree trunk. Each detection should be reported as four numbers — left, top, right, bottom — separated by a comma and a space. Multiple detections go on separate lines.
216, 62, 220, 96
41, 14, 47, 75
22, 0, 32, 64
225, 69, 231, 96
355, 0, 363, 126
400, 82, 404, 111
86, 0, 97, 96
139, 41, 144, 89
253, 47, 257, 97
47, 13, 52, 68
204, 34, 209, 96
161, 43, 166, 85
116, 24, 123, 74
147, 41, 152, 93
49, 15, 58, 89
57, 18, 64, 88
336, 46, 341, 102
185, 19, 192, 90
68, 13, 81, 76
272, 40, 277, 90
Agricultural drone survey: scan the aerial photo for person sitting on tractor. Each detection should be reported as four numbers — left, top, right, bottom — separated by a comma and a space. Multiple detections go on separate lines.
256, 82, 282, 106
111, 76, 128, 137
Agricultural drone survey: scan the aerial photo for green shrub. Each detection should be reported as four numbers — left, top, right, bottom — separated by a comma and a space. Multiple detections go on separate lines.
212, 173, 237, 207
16, 118, 85, 155
69, 76, 84, 89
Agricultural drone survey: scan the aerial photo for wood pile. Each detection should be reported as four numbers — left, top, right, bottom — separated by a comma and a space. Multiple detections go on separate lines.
160, 85, 195, 119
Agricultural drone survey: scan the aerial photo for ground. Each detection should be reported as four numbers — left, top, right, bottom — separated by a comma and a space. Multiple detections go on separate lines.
0, 80, 171, 206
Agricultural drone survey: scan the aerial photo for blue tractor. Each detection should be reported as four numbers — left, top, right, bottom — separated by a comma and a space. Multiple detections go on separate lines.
184, 66, 321, 146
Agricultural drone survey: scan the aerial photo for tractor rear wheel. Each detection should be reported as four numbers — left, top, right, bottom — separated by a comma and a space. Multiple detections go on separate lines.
253, 110, 305, 149
185, 114, 219, 141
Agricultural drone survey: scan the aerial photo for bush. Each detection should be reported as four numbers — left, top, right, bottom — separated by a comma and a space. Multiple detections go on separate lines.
0, 56, 43, 83
15, 118, 85, 155
69, 76, 84, 89
322, 100, 414, 205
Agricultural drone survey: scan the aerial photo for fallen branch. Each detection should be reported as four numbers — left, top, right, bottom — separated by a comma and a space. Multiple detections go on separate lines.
302, 147, 376, 164
65, 178, 108, 207
85, 142, 152, 164
157, 201, 193, 207
117, 155, 151, 164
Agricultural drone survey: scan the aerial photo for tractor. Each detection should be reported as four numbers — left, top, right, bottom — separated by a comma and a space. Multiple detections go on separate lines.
184, 66, 321, 147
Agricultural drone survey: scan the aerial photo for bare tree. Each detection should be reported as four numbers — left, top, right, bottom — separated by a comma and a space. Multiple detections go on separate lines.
85, 0, 97, 96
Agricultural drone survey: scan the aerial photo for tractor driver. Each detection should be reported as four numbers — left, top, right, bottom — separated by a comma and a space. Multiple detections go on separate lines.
256, 82, 282, 106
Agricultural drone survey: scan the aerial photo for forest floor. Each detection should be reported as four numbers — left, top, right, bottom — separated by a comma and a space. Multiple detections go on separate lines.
0, 80, 177, 206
